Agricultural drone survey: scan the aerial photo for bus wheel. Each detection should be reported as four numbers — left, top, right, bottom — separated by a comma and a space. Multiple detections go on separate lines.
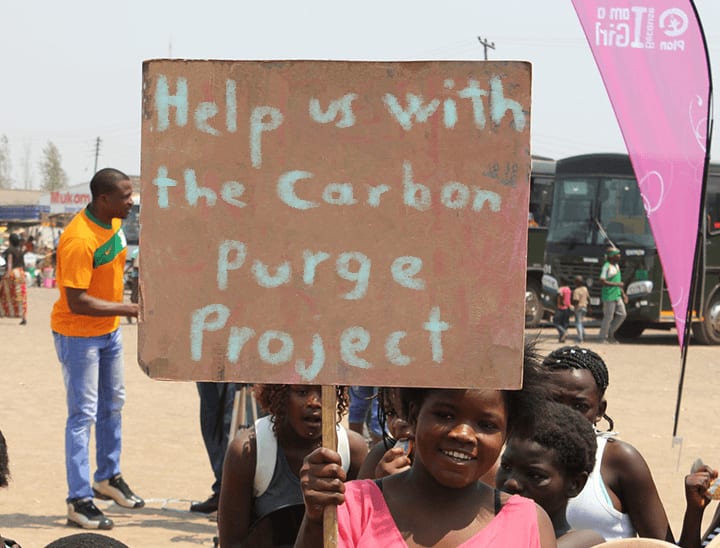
692, 293, 720, 345
525, 279, 543, 328
616, 321, 646, 340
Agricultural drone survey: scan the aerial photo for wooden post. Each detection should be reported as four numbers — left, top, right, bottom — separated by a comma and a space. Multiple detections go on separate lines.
322, 385, 338, 548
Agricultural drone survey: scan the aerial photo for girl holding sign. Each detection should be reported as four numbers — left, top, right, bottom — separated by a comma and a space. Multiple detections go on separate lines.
295, 349, 557, 547
217, 384, 367, 547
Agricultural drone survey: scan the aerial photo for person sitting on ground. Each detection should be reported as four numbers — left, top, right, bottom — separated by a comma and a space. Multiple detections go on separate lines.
678, 459, 720, 548
541, 346, 674, 542
496, 400, 604, 547
294, 346, 557, 547
217, 384, 367, 547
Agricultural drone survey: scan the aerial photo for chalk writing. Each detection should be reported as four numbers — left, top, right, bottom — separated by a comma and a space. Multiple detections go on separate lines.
153, 75, 527, 137
140, 60, 531, 388
215, 240, 424, 300
309, 93, 358, 127
152, 163, 504, 213
188, 303, 451, 381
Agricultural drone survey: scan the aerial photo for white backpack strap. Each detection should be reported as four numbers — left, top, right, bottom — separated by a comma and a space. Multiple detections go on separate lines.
337, 424, 350, 473
253, 416, 277, 497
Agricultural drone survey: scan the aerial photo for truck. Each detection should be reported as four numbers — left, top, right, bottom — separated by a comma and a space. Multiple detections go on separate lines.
541, 153, 720, 343
525, 156, 556, 327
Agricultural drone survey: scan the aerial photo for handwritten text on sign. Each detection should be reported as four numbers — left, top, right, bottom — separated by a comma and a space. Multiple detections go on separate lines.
139, 60, 531, 388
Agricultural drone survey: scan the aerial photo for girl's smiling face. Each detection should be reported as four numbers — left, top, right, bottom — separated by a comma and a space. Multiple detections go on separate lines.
410, 389, 507, 489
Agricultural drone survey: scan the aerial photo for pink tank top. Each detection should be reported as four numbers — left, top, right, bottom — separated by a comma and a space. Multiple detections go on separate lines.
337, 479, 541, 547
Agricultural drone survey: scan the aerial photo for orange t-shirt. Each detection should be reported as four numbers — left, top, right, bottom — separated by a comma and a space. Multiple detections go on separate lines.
51, 208, 127, 337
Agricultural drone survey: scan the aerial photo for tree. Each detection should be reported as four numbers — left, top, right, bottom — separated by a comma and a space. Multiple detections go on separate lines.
21, 141, 33, 190
0, 134, 11, 189
39, 141, 68, 191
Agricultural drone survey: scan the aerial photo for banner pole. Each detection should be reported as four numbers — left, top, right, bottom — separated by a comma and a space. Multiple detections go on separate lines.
673, 0, 713, 440
322, 385, 338, 548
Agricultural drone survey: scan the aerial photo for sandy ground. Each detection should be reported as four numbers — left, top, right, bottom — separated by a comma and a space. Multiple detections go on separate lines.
2, 287, 720, 547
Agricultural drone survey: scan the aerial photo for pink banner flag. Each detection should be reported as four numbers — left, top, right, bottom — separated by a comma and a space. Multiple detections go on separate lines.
571, 1, 711, 347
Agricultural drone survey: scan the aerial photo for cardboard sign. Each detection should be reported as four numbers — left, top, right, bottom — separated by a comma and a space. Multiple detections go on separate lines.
139, 60, 531, 388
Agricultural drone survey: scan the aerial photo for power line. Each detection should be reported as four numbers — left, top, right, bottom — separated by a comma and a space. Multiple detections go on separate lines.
93, 136, 101, 173
477, 36, 495, 60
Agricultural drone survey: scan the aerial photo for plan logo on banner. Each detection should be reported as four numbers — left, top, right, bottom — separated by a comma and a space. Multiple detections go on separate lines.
594, 5, 690, 51
571, 0, 711, 350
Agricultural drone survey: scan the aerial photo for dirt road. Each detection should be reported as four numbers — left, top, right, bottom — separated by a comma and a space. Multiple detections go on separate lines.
2, 287, 719, 546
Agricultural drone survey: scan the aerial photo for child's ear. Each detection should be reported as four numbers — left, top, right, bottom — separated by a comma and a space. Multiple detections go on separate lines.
567, 471, 589, 498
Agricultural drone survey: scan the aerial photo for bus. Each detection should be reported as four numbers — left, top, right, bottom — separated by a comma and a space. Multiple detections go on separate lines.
541, 153, 720, 343
121, 202, 140, 292
525, 156, 556, 327
123, 203, 140, 247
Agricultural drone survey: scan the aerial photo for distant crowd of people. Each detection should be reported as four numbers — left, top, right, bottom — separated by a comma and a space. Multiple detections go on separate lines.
1, 229, 59, 326
553, 247, 628, 346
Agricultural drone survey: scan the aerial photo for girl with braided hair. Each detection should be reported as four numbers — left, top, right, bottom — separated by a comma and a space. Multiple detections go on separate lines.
541, 346, 673, 542
217, 385, 367, 546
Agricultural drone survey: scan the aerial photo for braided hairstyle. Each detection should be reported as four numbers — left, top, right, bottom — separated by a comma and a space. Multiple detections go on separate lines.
253, 384, 349, 436
541, 346, 614, 431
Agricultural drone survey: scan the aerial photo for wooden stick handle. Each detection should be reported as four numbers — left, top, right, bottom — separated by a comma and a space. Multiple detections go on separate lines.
322, 385, 338, 548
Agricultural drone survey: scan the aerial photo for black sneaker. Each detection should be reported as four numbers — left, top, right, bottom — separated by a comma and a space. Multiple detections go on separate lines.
190, 493, 219, 514
67, 498, 114, 530
92, 474, 145, 509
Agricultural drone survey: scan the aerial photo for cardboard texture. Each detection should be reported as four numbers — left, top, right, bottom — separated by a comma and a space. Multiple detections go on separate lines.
139, 59, 531, 388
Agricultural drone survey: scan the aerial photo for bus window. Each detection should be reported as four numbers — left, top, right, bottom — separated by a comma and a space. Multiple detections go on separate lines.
547, 179, 593, 244
529, 176, 553, 228
122, 204, 140, 246
598, 178, 653, 246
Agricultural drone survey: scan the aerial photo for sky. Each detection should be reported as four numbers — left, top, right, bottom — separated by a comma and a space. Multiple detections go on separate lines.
1, 1, 718, 189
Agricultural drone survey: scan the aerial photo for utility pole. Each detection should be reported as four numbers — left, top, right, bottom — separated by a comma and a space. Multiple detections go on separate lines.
93, 137, 102, 173
477, 36, 495, 60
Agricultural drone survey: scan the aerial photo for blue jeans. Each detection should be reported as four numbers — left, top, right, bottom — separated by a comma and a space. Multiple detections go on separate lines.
196, 382, 236, 495
575, 307, 587, 343
554, 308, 571, 337
349, 386, 381, 438
54, 329, 125, 502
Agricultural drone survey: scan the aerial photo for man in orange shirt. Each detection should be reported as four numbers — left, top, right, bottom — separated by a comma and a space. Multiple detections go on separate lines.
51, 168, 141, 530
